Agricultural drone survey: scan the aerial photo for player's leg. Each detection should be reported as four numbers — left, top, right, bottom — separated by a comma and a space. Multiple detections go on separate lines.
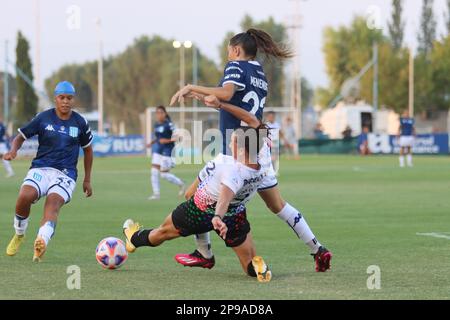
124, 199, 207, 253
406, 145, 413, 167
32, 172, 76, 262
399, 143, 406, 167
0, 150, 14, 177
258, 186, 332, 272
231, 234, 271, 283
160, 156, 185, 196
6, 168, 46, 256
123, 214, 181, 253
33, 193, 65, 262
6, 185, 39, 256
149, 153, 161, 199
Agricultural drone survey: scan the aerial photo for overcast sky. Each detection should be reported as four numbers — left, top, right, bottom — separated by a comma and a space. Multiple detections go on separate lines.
0, 0, 448, 90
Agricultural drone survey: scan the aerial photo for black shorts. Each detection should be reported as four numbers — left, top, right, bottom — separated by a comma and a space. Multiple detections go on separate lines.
171, 198, 250, 248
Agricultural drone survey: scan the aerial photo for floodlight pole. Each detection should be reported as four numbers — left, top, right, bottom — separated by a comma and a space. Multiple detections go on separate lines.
408, 47, 414, 117
96, 18, 104, 135
3, 41, 8, 123
192, 45, 198, 121
34, 0, 41, 89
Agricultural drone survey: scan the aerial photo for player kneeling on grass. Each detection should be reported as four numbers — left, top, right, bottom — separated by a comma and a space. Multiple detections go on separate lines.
4, 81, 94, 262
123, 126, 272, 282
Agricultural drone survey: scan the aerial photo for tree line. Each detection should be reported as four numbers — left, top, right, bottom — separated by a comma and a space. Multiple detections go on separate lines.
316, 0, 450, 115
3, 2, 450, 132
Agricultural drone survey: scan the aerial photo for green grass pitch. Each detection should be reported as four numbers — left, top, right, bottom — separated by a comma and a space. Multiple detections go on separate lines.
0, 155, 449, 299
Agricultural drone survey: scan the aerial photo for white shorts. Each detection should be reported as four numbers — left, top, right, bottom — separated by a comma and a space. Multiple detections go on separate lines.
257, 140, 278, 191
22, 168, 76, 204
0, 142, 7, 154
152, 153, 175, 171
399, 136, 414, 148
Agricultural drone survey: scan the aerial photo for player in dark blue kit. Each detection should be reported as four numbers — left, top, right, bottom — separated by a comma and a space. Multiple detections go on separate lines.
398, 110, 415, 168
4, 81, 94, 262
0, 117, 15, 177
171, 29, 332, 272
147, 105, 184, 200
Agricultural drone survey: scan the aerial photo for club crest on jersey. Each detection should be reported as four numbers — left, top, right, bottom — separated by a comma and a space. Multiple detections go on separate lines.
69, 127, 79, 137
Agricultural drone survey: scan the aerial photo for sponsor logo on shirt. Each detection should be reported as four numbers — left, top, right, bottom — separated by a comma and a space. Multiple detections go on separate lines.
45, 124, 55, 132
225, 66, 244, 73
225, 74, 241, 80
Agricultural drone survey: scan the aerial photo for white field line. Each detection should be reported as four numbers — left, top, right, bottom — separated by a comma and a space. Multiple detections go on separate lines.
416, 232, 450, 240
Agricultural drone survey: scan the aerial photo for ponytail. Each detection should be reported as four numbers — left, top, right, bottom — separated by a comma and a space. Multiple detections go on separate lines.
229, 28, 294, 61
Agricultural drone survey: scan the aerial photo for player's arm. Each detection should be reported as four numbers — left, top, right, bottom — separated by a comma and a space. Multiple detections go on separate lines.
159, 137, 177, 144
194, 94, 261, 129
212, 184, 235, 239
82, 145, 93, 197
184, 177, 200, 200
3, 134, 26, 160
146, 138, 157, 148
5, 113, 41, 160
170, 83, 236, 106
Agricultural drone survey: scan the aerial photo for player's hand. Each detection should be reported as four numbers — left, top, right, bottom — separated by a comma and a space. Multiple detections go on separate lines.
187, 92, 206, 102
170, 85, 192, 106
83, 181, 93, 198
203, 95, 221, 110
3, 150, 17, 161
212, 216, 227, 239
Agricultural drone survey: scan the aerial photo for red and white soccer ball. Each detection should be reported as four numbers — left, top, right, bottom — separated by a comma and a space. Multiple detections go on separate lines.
95, 237, 128, 269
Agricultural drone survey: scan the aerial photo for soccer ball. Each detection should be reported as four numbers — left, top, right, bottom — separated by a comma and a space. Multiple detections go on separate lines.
95, 237, 128, 269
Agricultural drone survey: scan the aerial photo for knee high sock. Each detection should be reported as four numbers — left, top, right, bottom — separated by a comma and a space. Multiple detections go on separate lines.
276, 203, 322, 254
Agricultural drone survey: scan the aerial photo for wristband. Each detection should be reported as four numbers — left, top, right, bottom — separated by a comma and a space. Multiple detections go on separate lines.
213, 214, 223, 220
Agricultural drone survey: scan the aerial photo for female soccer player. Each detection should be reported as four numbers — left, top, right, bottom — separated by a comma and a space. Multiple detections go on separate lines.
170, 28, 332, 272
147, 105, 185, 200
0, 117, 15, 177
4, 81, 94, 262
398, 110, 415, 168
123, 127, 272, 282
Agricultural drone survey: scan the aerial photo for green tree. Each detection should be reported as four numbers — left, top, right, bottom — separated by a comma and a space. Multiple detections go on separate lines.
319, 16, 409, 112
388, 0, 405, 51
417, 0, 437, 57
15, 31, 38, 126
429, 35, 450, 109
45, 35, 221, 132
219, 15, 291, 106
45, 62, 97, 111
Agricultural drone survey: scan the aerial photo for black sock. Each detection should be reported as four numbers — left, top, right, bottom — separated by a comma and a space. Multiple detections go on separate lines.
130, 229, 153, 248
247, 262, 257, 277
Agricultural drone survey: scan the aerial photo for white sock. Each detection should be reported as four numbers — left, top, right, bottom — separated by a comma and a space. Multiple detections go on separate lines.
151, 168, 160, 195
195, 233, 213, 259
399, 156, 405, 167
14, 214, 29, 236
3, 159, 13, 174
277, 203, 322, 254
406, 154, 413, 167
37, 221, 56, 246
160, 172, 184, 187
